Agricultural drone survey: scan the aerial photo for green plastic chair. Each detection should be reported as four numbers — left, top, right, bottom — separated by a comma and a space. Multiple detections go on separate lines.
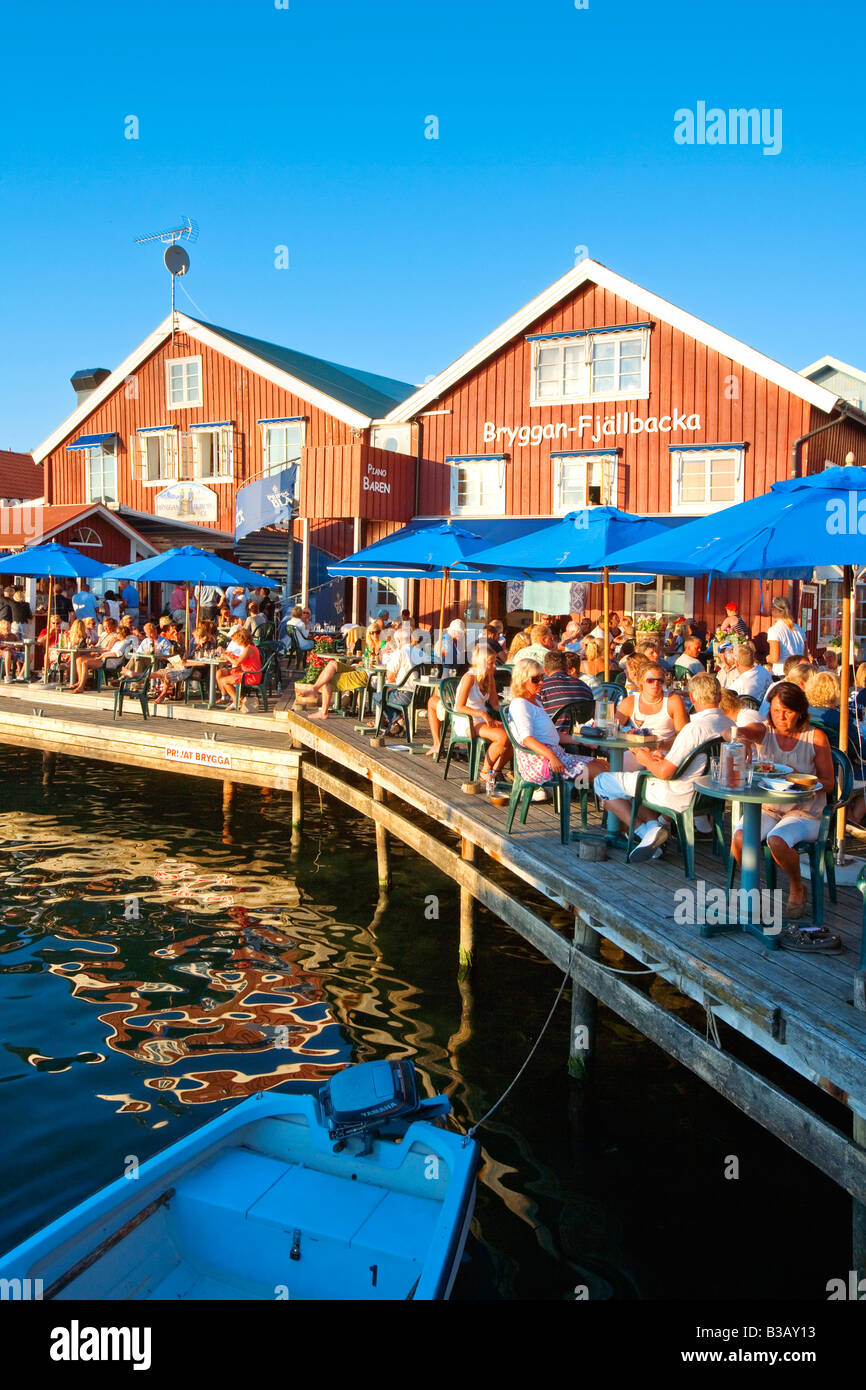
593, 681, 625, 706
547, 698, 595, 735
757, 747, 853, 926
625, 735, 726, 879
232, 652, 276, 713
437, 677, 485, 782
113, 657, 155, 720
501, 705, 589, 844
855, 866, 866, 974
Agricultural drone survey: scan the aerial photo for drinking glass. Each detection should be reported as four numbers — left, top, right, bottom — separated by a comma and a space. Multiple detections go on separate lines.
742, 763, 754, 790
710, 758, 721, 785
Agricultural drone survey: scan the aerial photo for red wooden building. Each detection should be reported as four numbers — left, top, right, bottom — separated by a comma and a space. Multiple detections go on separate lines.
382, 260, 866, 646
32, 313, 419, 617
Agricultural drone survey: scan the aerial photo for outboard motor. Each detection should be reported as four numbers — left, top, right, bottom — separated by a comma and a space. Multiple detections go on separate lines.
319, 1060, 450, 1154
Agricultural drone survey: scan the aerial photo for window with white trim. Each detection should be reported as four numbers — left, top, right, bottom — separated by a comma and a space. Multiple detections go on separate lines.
628, 576, 694, 621
262, 420, 305, 478
165, 356, 202, 408
84, 444, 117, 504
448, 456, 506, 515
553, 452, 618, 514
531, 327, 650, 405
670, 447, 744, 513
131, 429, 179, 484
188, 424, 234, 480
68, 527, 102, 547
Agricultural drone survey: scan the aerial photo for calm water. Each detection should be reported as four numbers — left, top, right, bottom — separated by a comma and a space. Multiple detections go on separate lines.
0, 745, 850, 1300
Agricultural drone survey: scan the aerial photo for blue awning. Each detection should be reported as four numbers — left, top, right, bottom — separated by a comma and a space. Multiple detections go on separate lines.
66, 433, 117, 450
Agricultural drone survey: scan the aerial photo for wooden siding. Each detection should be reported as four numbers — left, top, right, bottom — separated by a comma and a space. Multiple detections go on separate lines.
45, 330, 357, 537
299, 445, 414, 522
54, 516, 137, 566
409, 279, 866, 639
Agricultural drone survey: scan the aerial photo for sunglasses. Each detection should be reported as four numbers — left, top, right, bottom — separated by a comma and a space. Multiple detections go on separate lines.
644, 676, 664, 685
529, 674, 545, 684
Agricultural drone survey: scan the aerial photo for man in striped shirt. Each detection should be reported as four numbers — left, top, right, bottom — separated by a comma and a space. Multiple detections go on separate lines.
539, 651, 593, 732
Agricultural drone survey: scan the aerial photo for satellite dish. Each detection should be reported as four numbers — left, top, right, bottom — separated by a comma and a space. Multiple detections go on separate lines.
164, 244, 190, 277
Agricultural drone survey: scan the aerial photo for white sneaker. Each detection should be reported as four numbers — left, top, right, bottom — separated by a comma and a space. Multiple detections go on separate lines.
628, 820, 669, 862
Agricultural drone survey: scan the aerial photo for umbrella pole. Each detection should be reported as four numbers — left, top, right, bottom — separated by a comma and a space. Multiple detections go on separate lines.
185, 588, 190, 655
836, 566, 853, 861
43, 576, 53, 686
603, 567, 610, 681
439, 567, 449, 661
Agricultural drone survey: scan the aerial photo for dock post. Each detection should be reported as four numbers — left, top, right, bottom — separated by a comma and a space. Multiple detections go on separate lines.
853, 1111, 866, 1284
372, 784, 391, 891
458, 838, 476, 976
222, 780, 234, 845
568, 916, 600, 1081
290, 778, 303, 844
41, 751, 56, 786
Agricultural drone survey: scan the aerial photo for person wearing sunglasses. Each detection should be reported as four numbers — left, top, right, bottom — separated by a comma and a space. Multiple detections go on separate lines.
595, 671, 734, 861
616, 663, 688, 770
508, 659, 608, 794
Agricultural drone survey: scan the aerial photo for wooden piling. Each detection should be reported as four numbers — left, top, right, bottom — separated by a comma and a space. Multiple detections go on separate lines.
854, 1111, 866, 1282
41, 751, 56, 786
372, 784, 391, 890
568, 917, 601, 1081
290, 779, 303, 841
459, 838, 476, 975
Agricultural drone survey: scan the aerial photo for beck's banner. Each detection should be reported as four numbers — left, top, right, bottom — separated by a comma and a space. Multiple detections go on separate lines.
234, 466, 297, 542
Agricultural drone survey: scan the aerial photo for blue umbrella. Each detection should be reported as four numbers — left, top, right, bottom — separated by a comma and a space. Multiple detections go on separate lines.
106, 546, 276, 650
604, 465, 866, 763
451, 508, 676, 678
0, 542, 112, 684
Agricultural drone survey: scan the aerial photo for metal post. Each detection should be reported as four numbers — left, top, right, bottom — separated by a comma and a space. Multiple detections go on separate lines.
568, 917, 600, 1080
300, 517, 311, 610
352, 517, 363, 626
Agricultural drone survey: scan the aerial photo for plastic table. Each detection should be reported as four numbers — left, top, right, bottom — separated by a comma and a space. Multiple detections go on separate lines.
572, 729, 663, 839
693, 775, 815, 944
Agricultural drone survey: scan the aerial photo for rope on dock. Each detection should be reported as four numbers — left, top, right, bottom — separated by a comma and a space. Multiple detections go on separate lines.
465, 944, 576, 1144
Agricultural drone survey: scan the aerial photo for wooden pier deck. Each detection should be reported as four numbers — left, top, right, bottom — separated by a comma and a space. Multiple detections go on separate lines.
277, 704, 866, 1211
0, 679, 864, 1221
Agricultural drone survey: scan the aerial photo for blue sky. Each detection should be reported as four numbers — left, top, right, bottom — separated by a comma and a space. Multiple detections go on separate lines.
2, 0, 864, 448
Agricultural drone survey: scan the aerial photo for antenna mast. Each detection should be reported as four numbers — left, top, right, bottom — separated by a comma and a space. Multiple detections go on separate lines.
134, 217, 199, 339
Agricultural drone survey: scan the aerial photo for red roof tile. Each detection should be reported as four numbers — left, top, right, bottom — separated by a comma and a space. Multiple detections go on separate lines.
0, 449, 43, 500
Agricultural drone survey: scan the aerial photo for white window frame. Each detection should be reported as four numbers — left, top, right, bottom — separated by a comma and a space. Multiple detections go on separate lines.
83, 443, 118, 504
165, 355, 203, 409
530, 327, 650, 407
131, 428, 180, 485
552, 452, 618, 515
68, 527, 102, 547
187, 423, 235, 482
670, 446, 744, 514
448, 455, 506, 516
627, 575, 695, 622
258, 414, 307, 480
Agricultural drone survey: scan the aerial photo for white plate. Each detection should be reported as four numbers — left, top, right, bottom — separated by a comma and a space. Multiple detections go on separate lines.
757, 777, 793, 793
753, 761, 792, 775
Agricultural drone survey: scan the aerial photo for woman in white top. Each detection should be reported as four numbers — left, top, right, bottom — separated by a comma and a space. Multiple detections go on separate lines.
285, 605, 313, 651
508, 659, 609, 785
447, 644, 510, 780
766, 596, 806, 677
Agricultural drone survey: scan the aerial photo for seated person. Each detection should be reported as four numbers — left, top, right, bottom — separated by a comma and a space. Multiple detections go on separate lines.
0, 619, 24, 681
216, 632, 263, 706
120, 623, 160, 677
295, 641, 370, 720
579, 638, 607, 691
507, 658, 608, 791
520, 622, 558, 667
559, 618, 585, 655
675, 634, 705, 677
69, 623, 135, 691
369, 631, 425, 734
737, 682, 837, 937
446, 643, 511, 782
616, 662, 689, 744
758, 657, 815, 718
727, 639, 773, 700
280, 605, 314, 651
244, 600, 268, 635
594, 673, 734, 862
434, 618, 466, 666
538, 651, 593, 733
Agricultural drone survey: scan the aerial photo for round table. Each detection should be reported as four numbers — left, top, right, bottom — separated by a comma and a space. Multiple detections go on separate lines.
693, 774, 816, 944
571, 729, 663, 839
191, 656, 227, 709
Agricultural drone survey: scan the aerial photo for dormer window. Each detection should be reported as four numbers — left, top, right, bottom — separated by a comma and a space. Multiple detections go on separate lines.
530, 325, 651, 405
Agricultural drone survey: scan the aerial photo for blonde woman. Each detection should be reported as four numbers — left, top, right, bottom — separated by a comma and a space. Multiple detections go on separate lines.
580, 637, 606, 691
451, 643, 510, 783
766, 596, 806, 677
508, 659, 608, 787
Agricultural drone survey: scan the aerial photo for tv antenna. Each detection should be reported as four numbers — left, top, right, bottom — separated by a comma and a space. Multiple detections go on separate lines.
135, 217, 199, 333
